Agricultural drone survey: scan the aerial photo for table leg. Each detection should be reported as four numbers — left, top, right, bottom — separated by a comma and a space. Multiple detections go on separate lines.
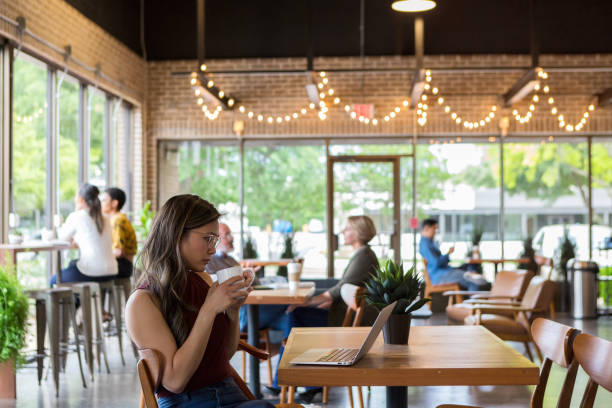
386, 386, 407, 407
247, 304, 262, 399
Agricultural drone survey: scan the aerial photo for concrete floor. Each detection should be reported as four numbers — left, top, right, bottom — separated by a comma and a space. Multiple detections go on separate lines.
1, 313, 612, 408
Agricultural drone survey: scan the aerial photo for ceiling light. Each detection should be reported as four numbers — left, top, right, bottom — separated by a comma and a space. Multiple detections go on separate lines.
392, 0, 436, 12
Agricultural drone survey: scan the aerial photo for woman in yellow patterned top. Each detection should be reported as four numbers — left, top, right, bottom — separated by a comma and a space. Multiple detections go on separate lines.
101, 187, 137, 278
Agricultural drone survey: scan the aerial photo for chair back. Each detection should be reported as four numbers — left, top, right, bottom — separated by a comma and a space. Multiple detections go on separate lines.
573, 333, 612, 408
422, 259, 433, 287
530, 318, 580, 408
535, 255, 554, 279
137, 349, 163, 408
489, 269, 533, 299
519, 276, 555, 311
340, 284, 366, 327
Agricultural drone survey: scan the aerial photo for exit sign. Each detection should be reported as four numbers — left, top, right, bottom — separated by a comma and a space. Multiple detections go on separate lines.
352, 104, 374, 119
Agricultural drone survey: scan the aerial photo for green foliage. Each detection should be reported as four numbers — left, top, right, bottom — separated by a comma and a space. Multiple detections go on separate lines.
600, 266, 612, 307
518, 236, 538, 272
278, 234, 296, 277
363, 260, 430, 315
554, 227, 576, 279
243, 236, 258, 259
465, 225, 484, 258
133, 201, 155, 242
0, 261, 30, 365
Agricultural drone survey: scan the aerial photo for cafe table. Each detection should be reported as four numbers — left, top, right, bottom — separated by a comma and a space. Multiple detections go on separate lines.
239, 258, 303, 267
243, 283, 315, 398
278, 325, 539, 407
467, 258, 530, 276
0, 241, 71, 283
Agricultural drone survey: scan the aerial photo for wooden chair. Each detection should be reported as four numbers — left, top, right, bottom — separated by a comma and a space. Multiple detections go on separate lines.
535, 255, 556, 319
444, 270, 533, 322
280, 284, 366, 407
463, 276, 556, 362
137, 340, 302, 408
573, 332, 612, 408
239, 328, 277, 386
436, 318, 580, 408
423, 258, 462, 310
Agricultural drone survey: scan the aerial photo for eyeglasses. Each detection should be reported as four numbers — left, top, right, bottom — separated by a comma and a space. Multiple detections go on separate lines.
194, 232, 221, 249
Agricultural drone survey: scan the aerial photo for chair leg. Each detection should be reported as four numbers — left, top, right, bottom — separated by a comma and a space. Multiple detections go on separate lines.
266, 355, 273, 387
79, 286, 94, 381
92, 289, 110, 374
110, 285, 125, 366
347, 386, 354, 408
67, 297, 88, 388
532, 341, 543, 363
60, 298, 71, 370
35, 299, 46, 385
524, 341, 534, 362
549, 301, 556, 319
323, 386, 329, 403
288, 386, 295, 403
46, 293, 61, 397
280, 386, 287, 403
357, 386, 364, 408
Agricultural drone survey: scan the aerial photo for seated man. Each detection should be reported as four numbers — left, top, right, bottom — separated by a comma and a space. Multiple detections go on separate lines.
419, 218, 491, 291
205, 223, 288, 334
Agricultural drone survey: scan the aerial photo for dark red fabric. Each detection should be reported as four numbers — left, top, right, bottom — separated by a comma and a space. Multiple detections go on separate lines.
141, 272, 232, 398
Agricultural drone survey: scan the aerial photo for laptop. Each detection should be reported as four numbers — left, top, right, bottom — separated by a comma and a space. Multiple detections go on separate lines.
289, 301, 397, 366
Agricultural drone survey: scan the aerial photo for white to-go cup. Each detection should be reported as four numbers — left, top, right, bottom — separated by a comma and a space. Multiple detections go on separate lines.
216, 266, 255, 292
287, 262, 302, 292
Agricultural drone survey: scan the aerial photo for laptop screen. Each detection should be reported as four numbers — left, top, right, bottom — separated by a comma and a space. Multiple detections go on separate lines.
354, 301, 397, 359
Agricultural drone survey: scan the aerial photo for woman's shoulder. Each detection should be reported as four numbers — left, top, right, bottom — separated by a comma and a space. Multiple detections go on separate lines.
127, 288, 160, 313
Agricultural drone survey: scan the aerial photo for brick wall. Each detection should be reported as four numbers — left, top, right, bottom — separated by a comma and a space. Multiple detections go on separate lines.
146, 54, 612, 206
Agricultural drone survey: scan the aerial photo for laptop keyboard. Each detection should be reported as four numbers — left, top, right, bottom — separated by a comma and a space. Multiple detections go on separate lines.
316, 348, 359, 363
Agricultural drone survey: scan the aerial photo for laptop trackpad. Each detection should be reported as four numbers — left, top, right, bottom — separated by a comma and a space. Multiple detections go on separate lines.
290, 348, 334, 365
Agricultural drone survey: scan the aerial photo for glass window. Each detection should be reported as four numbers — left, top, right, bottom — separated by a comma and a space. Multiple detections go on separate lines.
58, 76, 79, 220
11, 54, 48, 288
88, 88, 106, 188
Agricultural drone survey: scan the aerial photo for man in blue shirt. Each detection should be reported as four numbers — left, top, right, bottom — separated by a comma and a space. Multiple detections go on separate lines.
419, 218, 490, 291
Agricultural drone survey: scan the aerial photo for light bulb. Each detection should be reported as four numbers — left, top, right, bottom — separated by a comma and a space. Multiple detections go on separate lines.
364, 118, 370, 124
421, 94, 428, 101
358, 116, 364, 122
276, 117, 283, 123
512, 110, 518, 116
558, 115, 564, 121
394, 107, 400, 113
543, 86, 550, 93
200, 64, 207, 71
584, 112, 589, 118
444, 106, 450, 113
548, 97, 554, 104
372, 119, 378, 125
424, 84, 431, 90
248, 112, 254, 118
438, 97, 444, 104
319, 112, 327, 120
479, 120, 485, 126
551, 107, 557, 115
491, 105, 497, 111
319, 101, 326, 108
228, 99, 234, 107
207, 80, 214, 88
322, 78, 329, 85
451, 113, 457, 119
425, 70, 431, 76
403, 100, 409, 107
422, 104, 428, 110
559, 121, 565, 127
390, 112, 396, 118
197, 98, 204, 105
351, 111, 357, 119
489, 112, 495, 118
267, 117, 273, 123
190, 78, 197, 85
301, 108, 307, 115
285, 115, 290, 122
257, 114, 263, 121
455, 118, 461, 124
529, 104, 535, 111
565, 124, 573, 131
319, 92, 325, 99
345, 105, 351, 112
432, 87, 439, 95
239, 106, 245, 113
320, 71, 326, 77
292, 113, 298, 119
201, 105, 207, 112
384, 116, 390, 122
309, 103, 315, 109
317, 83, 324, 89
533, 95, 539, 102
534, 84, 540, 91
328, 89, 334, 95
417, 109, 422, 115
485, 117, 491, 123
588, 104, 595, 111
194, 89, 201, 96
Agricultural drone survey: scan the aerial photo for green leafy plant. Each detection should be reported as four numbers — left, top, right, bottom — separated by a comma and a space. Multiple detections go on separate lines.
133, 201, 155, 242
518, 236, 538, 272
277, 234, 295, 278
364, 260, 430, 315
243, 235, 258, 259
465, 224, 484, 258
0, 260, 29, 366
554, 227, 576, 280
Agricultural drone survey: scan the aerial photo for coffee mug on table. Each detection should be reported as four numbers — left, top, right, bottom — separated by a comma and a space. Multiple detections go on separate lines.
287, 262, 302, 291
216, 265, 255, 290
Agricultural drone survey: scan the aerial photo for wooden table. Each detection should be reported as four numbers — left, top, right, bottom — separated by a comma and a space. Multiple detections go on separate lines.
244, 284, 315, 398
0, 241, 71, 283
278, 325, 539, 407
240, 258, 302, 267
468, 258, 530, 275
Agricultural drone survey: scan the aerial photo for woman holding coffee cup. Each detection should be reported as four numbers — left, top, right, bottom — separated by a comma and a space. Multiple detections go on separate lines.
125, 194, 272, 408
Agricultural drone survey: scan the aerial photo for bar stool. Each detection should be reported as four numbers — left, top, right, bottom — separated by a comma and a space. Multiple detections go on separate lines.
26, 287, 87, 396
114, 276, 138, 358
98, 280, 125, 365
57, 282, 111, 378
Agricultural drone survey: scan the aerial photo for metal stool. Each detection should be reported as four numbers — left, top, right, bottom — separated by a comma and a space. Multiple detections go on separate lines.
26, 287, 87, 396
98, 280, 125, 365
57, 282, 110, 378
114, 277, 138, 358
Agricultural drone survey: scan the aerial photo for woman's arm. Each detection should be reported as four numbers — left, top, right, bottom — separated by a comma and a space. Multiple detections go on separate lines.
126, 276, 249, 394
57, 213, 77, 242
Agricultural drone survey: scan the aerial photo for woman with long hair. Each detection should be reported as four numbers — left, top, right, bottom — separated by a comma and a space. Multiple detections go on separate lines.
126, 194, 273, 408
50, 183, 117, 285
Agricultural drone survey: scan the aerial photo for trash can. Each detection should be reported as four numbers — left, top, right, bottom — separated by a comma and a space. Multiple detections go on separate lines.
568, 259, 599, 319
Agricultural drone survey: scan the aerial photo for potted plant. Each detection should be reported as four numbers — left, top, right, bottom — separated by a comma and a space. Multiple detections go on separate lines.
133, 200, 155, 243
277, 233, 295, 278
0, 261, 29, 398
518, 236, 538, 273
363, 260, 430, 345
554, 227, 576, 313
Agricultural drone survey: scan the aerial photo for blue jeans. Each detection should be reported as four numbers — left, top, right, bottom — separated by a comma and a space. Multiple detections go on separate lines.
273, 307, 329, 389
437, 268, 491, 291
49, 259, 116, 286
239, 305, 289, 332
158, 377, 274, 408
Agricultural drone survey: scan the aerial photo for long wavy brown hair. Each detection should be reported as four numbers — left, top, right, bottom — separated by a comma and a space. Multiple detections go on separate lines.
136, 194, 220, 346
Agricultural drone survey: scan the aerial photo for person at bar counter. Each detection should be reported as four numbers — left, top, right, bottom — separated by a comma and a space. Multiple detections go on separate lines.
50, 183, 117, 285
419, 218, 491, 291
205, 222, 288, 335
125, 194, 273, 408
267, 215, 380, 402
101, 187, 137, 279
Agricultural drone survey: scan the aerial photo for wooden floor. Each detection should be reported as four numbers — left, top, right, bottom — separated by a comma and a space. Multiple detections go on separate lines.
1, 313, 612, 408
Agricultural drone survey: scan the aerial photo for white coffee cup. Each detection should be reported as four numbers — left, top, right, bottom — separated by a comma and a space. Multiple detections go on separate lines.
216, 265, 255, 289
287, 262, 302, 291
41, 228, 55, 242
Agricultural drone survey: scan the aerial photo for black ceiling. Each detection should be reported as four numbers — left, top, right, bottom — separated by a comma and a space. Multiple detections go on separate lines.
65, 0, 612, 61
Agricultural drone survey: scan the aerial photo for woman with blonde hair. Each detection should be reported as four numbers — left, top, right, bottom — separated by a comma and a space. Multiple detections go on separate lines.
126, 194, 273, 408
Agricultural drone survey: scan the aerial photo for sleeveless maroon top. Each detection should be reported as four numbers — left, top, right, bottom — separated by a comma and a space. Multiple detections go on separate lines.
143, 272, 233, 398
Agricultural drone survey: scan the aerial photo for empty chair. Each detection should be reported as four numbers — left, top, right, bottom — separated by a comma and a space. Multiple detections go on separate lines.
445, 270, 533, 322
437, 318, 580, 408
423, 259, 462, 310
573, 332, 612, 408
463, 276, 555, 361
137, 340, 303, 408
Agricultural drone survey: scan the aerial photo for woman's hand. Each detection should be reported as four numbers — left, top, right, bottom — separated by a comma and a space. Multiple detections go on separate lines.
226, 270, 254, 321
202, 276, 250, 316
